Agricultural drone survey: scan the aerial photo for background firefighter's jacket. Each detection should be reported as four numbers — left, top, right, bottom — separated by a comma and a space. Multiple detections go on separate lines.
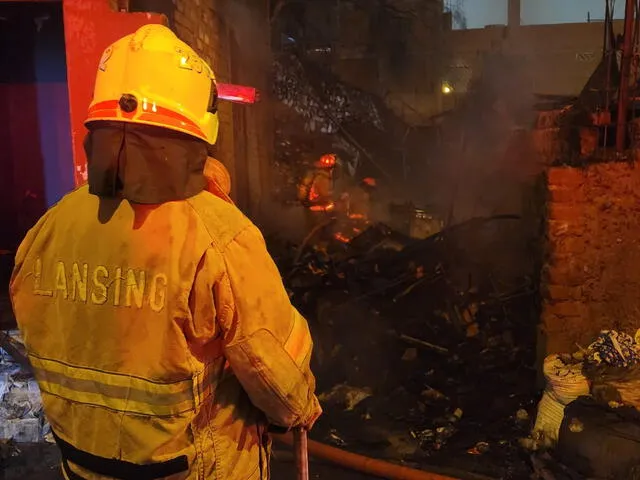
297, 169, 334, 209
10, 184, 320, 480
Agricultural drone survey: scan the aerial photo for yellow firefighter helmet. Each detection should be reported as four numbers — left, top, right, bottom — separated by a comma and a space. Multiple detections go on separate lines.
85, 24, 219, 144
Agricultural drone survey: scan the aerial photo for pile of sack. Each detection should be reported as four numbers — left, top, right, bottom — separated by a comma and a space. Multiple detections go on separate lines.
530, 329, 640, 479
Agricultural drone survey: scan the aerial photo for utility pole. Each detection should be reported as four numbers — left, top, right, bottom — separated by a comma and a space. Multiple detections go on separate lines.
616, 0, 636, 152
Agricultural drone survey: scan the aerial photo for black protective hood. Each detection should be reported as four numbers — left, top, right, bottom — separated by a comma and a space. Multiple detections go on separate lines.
84, 121, 208, 204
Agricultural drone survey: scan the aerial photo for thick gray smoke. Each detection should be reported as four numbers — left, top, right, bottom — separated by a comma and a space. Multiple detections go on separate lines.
424, 52, 543, 226
216, 0, 272, 91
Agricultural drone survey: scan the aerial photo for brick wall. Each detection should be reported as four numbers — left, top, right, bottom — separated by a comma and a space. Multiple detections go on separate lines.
541, 162, 640, 355
171, 0, 271, 218
447, 21, 624, 99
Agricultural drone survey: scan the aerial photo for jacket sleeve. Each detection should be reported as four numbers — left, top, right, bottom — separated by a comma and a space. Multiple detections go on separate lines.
217, 225, 320, 428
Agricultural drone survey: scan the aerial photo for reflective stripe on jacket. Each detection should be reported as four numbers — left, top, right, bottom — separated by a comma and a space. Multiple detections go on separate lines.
10, 185, 319, 480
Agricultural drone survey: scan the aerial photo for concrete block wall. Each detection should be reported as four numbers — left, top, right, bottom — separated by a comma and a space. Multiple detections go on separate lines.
541, 162, 640, 355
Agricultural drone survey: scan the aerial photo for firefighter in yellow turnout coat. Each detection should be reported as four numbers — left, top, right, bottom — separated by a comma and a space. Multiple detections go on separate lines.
10, 25, 320, 480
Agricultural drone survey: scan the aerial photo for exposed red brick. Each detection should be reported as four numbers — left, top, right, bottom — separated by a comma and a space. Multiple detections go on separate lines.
544, 284, 583, 302
543, 260, 585, 286
546, 219, 580, 238
540, 310, 562, 330
547, 204, 583, 222
544, 301, 587, 318
547, 185, 585, 203
542, 160, 640, 357
579, 128, 598, 157
552, 237, 588, 256
548, 166, 585, 187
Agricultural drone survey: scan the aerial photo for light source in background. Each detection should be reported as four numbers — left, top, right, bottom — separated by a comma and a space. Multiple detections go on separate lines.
441, 81, 454, 95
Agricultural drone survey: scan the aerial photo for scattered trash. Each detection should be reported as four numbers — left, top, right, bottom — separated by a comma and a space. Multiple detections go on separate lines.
401, 348, 418, 362
586, 330, 640, 367
516, 409, 529, 423
532, 354, 590, 447
467, 441, 490, 455
318, 383, 373, 411
528, 328, 640, 477
0, 331, 50, 444
326, 429, 347, 447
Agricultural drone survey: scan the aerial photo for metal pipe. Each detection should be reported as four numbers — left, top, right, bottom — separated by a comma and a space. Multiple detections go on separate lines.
508, 0, 520, 29
603, 0, 611, 58
293, 428, 309, 480
616, 0, 637, 152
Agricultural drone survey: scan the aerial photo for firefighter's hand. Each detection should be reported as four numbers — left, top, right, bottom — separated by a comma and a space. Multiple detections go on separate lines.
267, 396, 322, 433
302, 395, 322, 431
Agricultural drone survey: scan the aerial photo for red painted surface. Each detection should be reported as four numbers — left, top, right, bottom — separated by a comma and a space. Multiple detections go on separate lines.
0, 84, 47, 248
62, 0, 165, 186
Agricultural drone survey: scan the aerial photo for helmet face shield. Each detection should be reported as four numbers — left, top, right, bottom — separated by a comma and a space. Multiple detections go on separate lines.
208, 81, 219, 114
85, 25, 220, 145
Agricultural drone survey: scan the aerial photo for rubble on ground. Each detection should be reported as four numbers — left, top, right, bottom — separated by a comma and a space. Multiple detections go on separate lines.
526, 330, 640, 479
0, 331, 52, 444
268, 216, 540, 479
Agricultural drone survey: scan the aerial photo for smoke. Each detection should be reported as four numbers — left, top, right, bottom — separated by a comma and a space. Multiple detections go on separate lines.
423, 52, 543, 226
216, 0, 272, 89
444, 0, 468, 30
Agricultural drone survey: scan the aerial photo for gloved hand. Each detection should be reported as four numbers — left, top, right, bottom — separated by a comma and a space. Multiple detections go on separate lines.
303, 394, 322, 431
267, 395, 322, 433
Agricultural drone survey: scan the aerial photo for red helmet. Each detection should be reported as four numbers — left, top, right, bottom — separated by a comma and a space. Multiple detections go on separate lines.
362, 177, 376, 187
315, 153, 337, 169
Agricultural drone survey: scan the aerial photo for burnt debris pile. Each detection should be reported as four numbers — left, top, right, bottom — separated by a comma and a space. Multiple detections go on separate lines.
268, 215, 540, 479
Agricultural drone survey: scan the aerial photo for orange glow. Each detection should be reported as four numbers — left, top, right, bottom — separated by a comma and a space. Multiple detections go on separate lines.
334, 232, 351, 243
309, 202, 335, 212
308, 186, 320, 201
362, 177, 376, 187
319, 154, 336, 168
87, 99, 206, 140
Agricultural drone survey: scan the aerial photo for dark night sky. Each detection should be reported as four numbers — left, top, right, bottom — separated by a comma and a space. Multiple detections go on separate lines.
463, 0, 624, 28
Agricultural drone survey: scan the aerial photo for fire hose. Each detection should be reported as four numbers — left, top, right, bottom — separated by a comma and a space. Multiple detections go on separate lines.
273, 430, 462, 480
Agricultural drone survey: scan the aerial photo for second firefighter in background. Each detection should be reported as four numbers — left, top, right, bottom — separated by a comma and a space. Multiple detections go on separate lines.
298, 153, 339, 233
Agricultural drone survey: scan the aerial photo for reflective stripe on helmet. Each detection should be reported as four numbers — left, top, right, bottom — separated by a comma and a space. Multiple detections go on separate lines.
29, 353, 218, 417
87, 100, 207, 141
